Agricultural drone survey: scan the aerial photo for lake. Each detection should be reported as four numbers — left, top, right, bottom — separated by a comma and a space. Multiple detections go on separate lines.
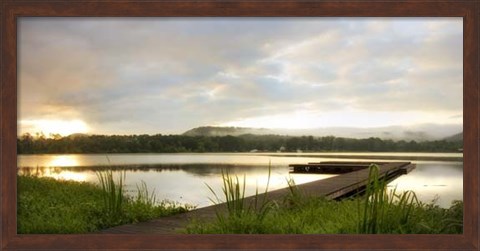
17, 152, 463, 208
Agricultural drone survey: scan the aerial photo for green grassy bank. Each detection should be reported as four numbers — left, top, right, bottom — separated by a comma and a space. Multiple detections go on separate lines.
186, 166, 463, 234
18, 165, 463, 234
17, 175, 190, 234
186, 195, 462, 234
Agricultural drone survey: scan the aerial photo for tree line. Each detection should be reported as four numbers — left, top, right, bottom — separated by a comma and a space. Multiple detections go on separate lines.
17, 133, 463, 154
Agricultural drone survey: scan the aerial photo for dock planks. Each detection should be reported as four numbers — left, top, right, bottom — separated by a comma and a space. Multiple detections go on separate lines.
289, 161, 391, 174
100, 161, 414, 234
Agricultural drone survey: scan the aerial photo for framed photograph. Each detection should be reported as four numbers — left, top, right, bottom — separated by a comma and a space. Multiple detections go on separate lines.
1, 1, 478, 250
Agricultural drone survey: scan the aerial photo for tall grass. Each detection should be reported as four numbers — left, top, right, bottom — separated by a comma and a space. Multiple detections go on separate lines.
357, 164, 419, 234
18, 173, 191, 234
252, 164, 273, 221
283, 176, 306, 208
186, 164, 463, 234
135, 180, 156, 206
199, 166, 274, 233
96, 170, 126, 223
207, 170, 246, 218
95, 170, 193, 225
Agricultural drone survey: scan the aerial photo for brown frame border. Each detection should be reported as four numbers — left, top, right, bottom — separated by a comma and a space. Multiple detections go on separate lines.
1, 0, 478, 250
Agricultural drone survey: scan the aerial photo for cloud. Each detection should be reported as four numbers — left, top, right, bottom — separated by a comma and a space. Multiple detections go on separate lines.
18, 17, 463, 135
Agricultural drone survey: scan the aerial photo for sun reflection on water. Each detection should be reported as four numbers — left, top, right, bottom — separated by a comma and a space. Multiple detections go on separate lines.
48, 155, 80, 167
19, 155, 90, 182
49, 172, 89, 182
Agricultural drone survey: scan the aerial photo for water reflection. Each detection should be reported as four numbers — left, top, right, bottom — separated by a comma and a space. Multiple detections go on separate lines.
387, 163, 463, 207
18, 166, 89, 182
48, 155, 80, 167
18, 153, 462, 168
17, 153, 463, 208
18, 163, 333, 207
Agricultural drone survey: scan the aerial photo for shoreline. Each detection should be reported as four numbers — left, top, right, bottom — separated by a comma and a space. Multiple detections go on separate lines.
258, 153, 463, 162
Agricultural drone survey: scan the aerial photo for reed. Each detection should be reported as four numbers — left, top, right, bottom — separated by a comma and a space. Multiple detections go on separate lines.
202, 166, 274, 233
18, 174, 192, 233
357, 164, 419, 234
186, 164, 462, 234
96, 170, 127, 223
135, 180, 156, 206
252, 164, 273, 221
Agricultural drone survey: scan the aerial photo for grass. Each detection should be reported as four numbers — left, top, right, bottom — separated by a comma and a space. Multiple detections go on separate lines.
196, 167, 274, 233
186, 164, 463, 234
18, 164, 462, 234
96, 170, 126, 225
357, 164, 420, 233
17, 173, 191, 234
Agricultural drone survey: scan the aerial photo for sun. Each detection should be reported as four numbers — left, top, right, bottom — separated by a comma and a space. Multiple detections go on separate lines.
19, 119, 89, 137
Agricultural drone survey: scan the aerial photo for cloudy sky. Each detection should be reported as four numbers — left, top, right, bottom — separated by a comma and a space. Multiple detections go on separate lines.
18, 17, 462, 136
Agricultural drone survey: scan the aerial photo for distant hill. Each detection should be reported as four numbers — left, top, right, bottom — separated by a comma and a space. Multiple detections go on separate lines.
183, 124, 462, 141
183, 126, 271, 137
66, 133, 90, 138
443, 132, 463, 142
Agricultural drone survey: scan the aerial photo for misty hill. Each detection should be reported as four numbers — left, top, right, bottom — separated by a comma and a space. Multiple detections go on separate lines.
183, 126, 271, 137
443, 132, 463, 142
67, 133, 90, 138
183, 124, 462, 141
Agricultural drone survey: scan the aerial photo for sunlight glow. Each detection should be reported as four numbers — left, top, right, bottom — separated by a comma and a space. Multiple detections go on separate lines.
48, 155, 80, 167
49, 172, 89, 182
19, 119, 89, 137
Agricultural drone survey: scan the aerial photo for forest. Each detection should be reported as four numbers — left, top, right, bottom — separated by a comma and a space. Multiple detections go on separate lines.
17, 133, 463, 154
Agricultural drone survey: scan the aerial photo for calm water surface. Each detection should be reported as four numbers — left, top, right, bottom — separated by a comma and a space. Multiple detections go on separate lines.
18, 153, 462, 208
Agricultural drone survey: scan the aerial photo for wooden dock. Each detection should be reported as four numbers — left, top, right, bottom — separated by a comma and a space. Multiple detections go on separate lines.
289, 161, 390, 174
288, 162, 415, 199
100, 161, 415, 234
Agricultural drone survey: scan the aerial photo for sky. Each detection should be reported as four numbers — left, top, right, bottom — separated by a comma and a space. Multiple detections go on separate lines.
18, 17, 463, 136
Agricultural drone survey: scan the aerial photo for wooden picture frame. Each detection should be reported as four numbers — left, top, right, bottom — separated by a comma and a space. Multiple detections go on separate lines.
1, 0, 478, 250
